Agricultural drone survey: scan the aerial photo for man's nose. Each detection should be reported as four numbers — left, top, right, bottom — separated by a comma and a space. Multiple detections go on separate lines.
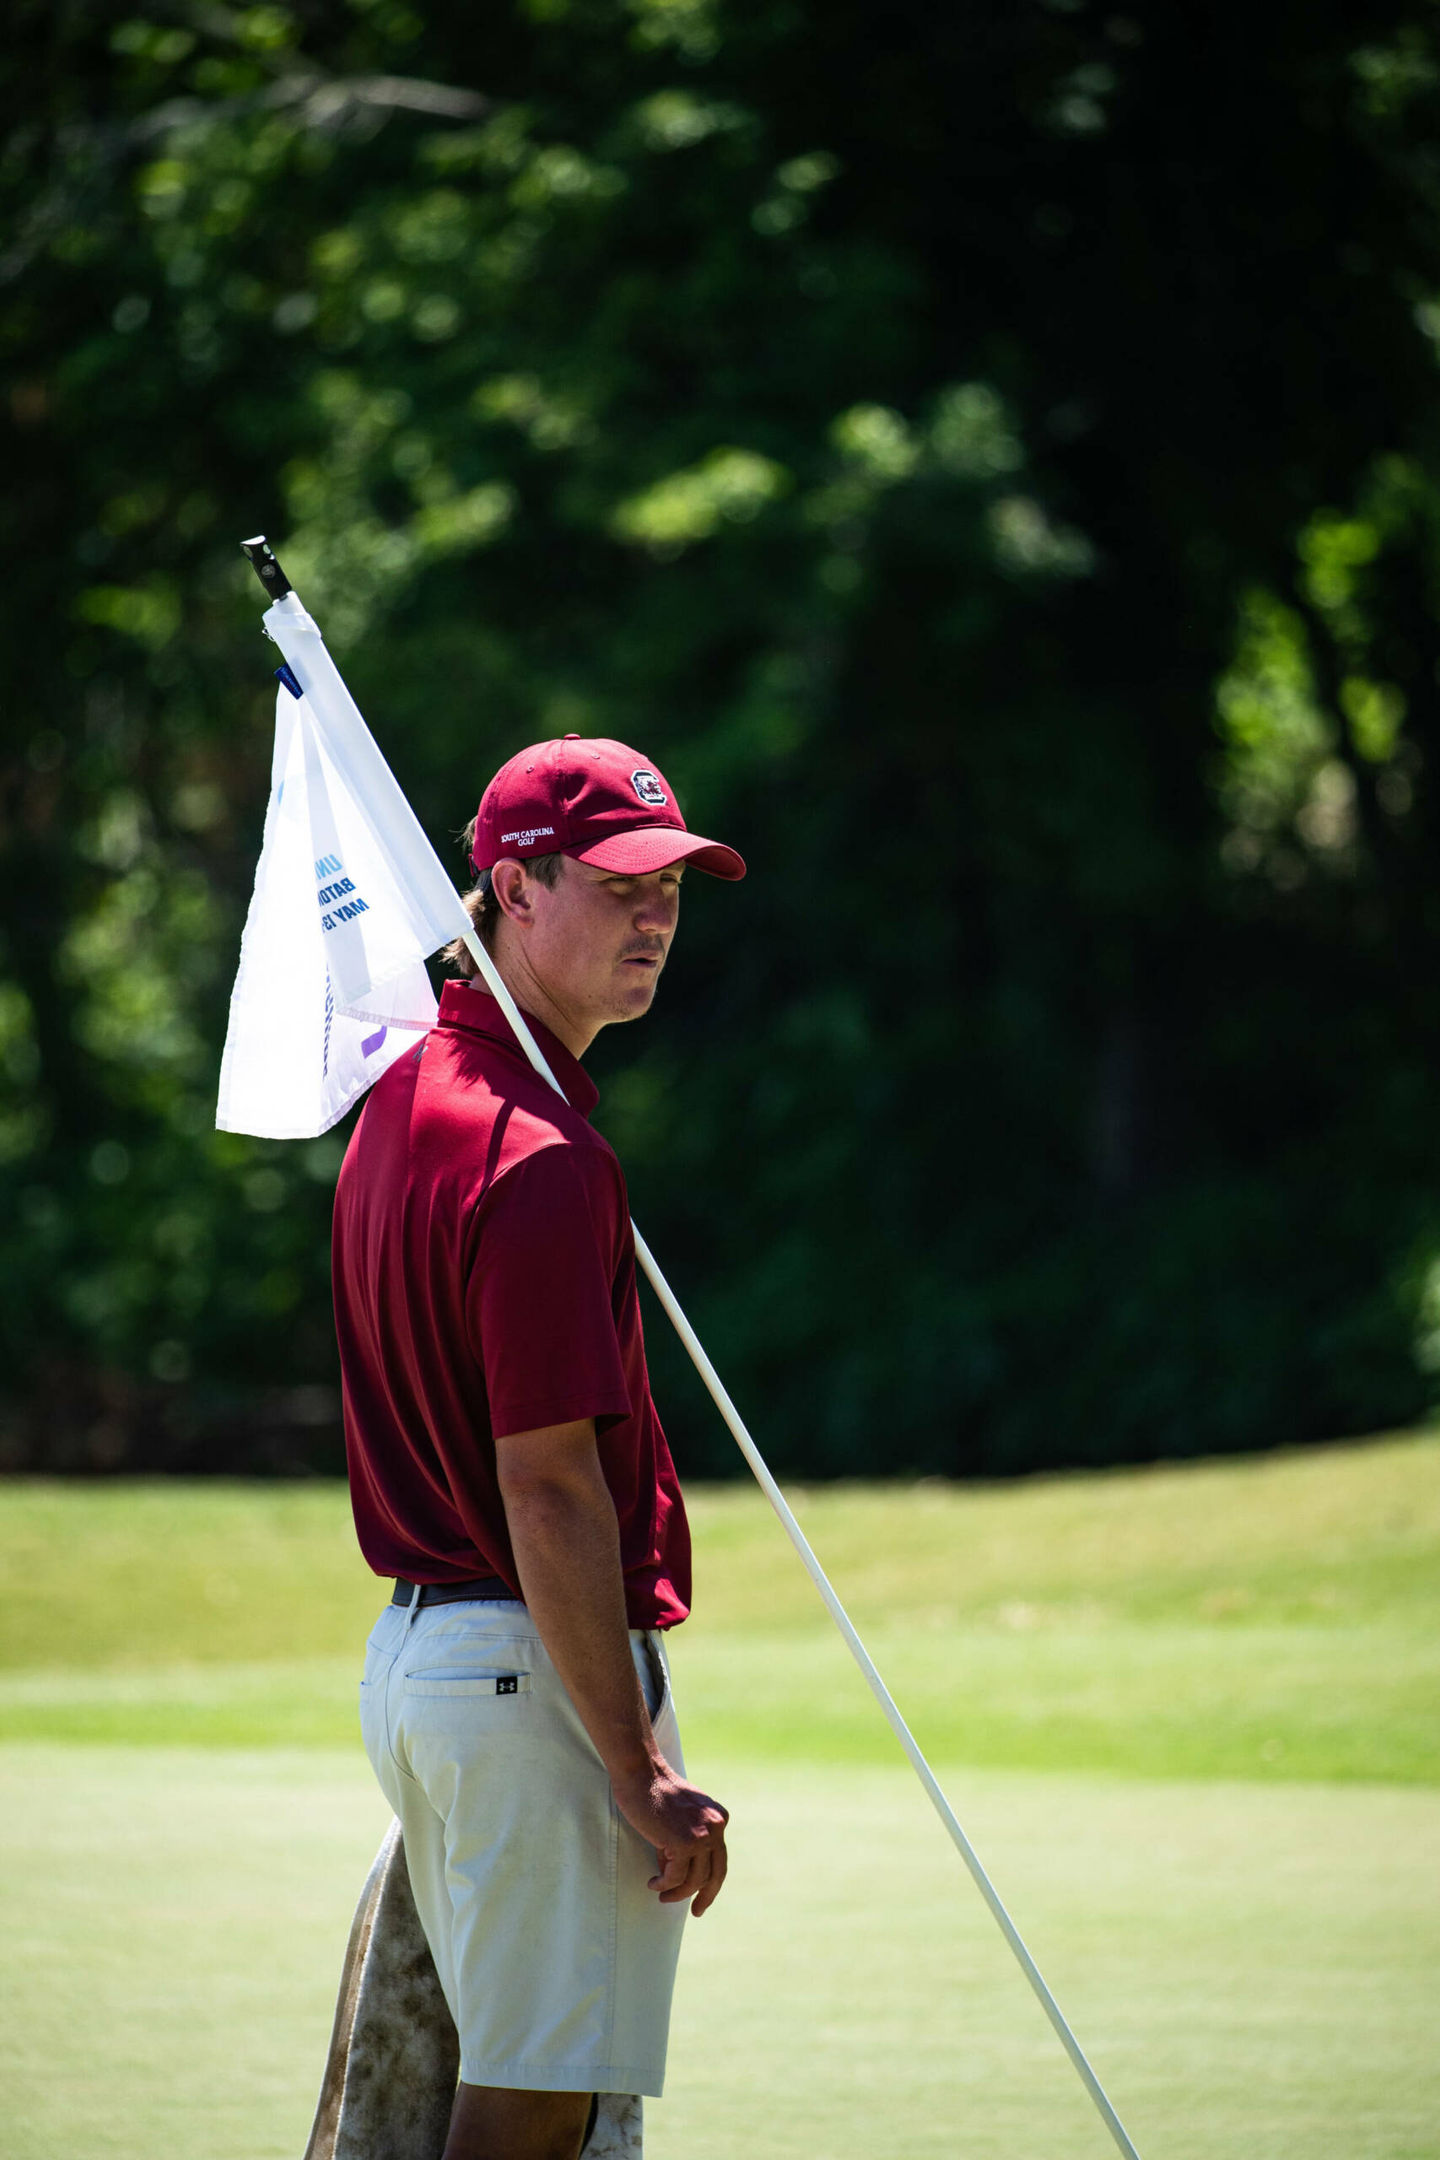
634, 881, 679, 932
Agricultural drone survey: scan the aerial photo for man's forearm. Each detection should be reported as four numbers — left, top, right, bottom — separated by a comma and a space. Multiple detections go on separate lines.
496, 1418, 729, 1914
499, 1437, 659, 1789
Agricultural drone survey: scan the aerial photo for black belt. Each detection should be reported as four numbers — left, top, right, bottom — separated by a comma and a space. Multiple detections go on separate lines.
392, 1574, 519, 1609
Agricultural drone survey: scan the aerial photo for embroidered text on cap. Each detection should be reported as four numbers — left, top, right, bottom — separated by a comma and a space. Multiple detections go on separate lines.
631, 768, 668, 807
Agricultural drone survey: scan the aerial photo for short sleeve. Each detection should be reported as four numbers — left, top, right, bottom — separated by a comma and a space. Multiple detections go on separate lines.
466, 1141, 633, 1440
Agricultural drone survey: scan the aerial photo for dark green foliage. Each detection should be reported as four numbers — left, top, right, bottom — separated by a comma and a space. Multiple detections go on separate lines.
6, 0, 1440, 1477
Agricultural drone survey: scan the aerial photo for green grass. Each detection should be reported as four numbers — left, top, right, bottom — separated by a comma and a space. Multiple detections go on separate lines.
2, 1432, 1437, 1780
2, 1440, 1439, 2159
1, 1745, 1436, 2160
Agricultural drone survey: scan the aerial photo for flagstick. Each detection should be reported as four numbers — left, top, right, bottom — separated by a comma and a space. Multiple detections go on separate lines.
456, 927, 1142, 2160
238, 539, 1142, 2160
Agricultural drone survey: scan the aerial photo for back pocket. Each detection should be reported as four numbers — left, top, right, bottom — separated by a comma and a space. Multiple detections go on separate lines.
403, 1668, 532, 1699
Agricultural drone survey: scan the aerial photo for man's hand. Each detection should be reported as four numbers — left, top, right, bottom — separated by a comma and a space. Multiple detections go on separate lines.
496, 1418, 731, 1916
613, 1759, 729, 1916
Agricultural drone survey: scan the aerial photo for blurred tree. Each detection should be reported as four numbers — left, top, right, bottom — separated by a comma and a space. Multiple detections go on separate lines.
5, 0, 1440, 1476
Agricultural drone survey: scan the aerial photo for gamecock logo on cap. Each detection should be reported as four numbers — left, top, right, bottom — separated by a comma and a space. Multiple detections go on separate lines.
631, 768, 668, 807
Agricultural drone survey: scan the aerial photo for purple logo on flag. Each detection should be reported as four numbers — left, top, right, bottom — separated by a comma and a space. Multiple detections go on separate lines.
361, 1025, 388, 1058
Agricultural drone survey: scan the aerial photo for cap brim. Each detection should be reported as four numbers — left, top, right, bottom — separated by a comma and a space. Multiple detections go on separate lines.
569, 826, 746, 881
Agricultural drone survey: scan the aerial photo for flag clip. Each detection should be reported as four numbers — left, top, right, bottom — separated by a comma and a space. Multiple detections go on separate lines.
274, 662, 304, 700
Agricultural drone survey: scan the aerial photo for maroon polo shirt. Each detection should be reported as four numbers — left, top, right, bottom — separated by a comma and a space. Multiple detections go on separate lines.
332, 979, 691, 1631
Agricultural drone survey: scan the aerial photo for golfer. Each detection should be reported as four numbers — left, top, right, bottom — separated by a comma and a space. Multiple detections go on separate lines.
331, 735, 742, 2160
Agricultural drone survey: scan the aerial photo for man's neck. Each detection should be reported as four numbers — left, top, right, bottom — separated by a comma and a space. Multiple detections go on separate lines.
466, 956, 597, 1061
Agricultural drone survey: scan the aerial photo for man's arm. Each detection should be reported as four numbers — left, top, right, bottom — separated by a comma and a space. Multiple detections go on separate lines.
495, 1418, 729, 1917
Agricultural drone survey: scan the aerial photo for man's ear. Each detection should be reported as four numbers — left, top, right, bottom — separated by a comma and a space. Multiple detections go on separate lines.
489, 858, 534, 929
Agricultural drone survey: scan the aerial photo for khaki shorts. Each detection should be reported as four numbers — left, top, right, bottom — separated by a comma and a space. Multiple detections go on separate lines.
359, 1598, 687, 2095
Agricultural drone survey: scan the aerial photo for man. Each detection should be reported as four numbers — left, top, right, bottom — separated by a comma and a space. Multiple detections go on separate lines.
331, 734, 743, 2160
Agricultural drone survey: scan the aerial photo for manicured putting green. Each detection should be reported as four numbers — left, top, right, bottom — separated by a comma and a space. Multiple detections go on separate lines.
0, 1744, 1435, 2160
1, 1438, 1436, 2157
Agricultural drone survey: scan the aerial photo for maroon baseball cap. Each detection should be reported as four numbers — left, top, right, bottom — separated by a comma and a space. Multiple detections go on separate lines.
471, 735, 745, 881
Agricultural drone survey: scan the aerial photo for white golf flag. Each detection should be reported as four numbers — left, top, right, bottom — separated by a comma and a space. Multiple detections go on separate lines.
216, 593, 473, 1139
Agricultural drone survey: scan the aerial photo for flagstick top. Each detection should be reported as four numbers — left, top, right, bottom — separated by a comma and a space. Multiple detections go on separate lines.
241, 535, 294, 601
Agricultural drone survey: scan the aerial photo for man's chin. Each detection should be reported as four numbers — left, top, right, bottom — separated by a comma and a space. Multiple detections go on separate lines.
609, 972, 661, 1022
